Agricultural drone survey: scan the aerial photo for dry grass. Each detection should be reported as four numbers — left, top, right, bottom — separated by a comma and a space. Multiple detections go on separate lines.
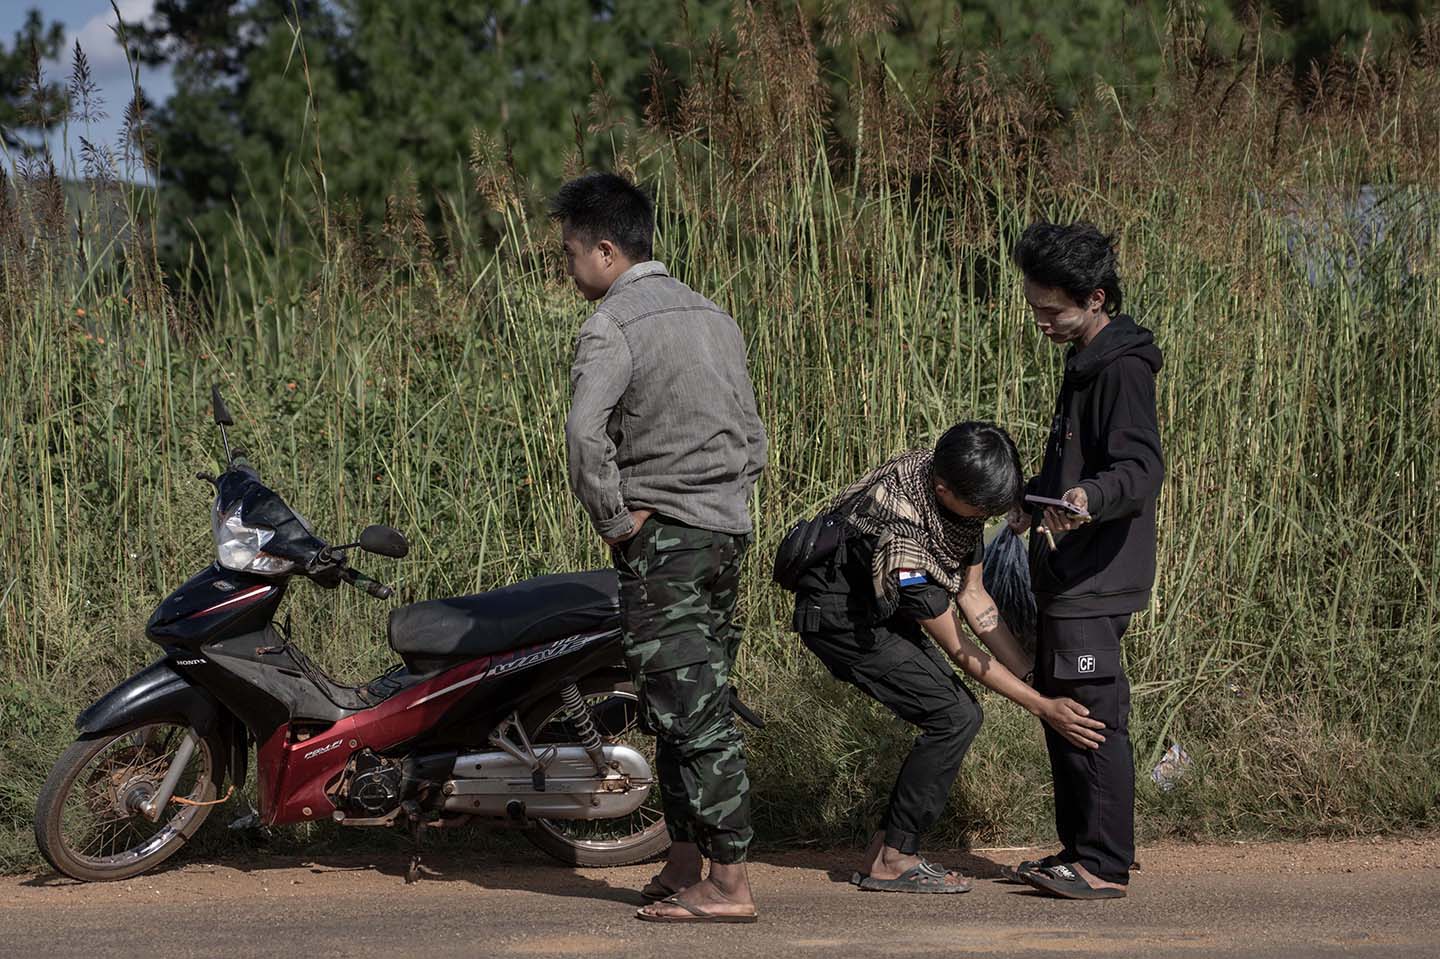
1, 9, 1438, 871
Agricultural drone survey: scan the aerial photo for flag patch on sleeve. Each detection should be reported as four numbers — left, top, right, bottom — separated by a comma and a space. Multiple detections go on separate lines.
897, 569, 928, 587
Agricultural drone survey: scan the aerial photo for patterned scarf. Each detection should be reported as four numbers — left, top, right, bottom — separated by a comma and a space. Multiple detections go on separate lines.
827, 449, 984, 618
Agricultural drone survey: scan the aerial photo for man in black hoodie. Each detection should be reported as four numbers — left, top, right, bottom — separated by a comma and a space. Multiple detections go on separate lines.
1006, 222, 1164, 900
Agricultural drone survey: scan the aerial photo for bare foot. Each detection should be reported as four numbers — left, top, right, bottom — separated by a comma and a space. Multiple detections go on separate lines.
1072, 862, 1126, 893
856, 831, 884, 876
652, 841, 704, 893
637, 863, 756, 920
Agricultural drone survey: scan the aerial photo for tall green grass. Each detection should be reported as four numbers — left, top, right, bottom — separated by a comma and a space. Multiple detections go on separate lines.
2, 11, 1438, 871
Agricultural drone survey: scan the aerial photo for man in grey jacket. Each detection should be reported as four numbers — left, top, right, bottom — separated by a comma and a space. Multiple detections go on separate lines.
555, 172, 767, 923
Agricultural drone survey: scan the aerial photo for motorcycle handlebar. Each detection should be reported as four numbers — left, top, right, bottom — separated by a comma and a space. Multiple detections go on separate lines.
341, 566, 393, 600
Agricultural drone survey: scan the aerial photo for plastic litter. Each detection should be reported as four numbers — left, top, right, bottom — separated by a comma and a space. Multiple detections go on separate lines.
1151, 742, 1192, 792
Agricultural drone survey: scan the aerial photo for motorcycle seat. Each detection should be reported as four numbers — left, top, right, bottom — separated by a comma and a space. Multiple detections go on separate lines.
387, 570, 620, 669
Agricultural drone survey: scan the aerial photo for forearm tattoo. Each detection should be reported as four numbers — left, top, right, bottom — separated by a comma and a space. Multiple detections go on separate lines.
975, 604, 999, 632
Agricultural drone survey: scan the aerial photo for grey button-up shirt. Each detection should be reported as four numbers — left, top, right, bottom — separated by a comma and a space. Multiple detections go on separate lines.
565, 261, 767, 539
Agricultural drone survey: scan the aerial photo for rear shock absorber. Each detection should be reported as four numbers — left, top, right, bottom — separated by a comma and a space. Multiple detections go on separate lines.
559, 683, 610, 775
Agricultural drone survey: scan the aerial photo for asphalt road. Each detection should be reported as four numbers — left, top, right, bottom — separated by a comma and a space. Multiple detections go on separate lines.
3, 838, 1436, 958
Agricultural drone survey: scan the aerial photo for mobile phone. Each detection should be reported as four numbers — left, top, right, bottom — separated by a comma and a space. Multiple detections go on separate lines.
1024, 493, 1091, 519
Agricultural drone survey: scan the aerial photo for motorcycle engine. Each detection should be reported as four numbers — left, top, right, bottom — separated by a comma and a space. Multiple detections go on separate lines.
339, 749, 403, 817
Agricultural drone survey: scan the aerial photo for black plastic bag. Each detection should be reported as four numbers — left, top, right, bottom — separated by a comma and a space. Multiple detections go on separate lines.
982, 525, 1036, 655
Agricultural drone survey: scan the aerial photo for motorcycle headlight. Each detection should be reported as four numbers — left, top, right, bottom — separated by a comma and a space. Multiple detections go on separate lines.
211, 502, 295, 574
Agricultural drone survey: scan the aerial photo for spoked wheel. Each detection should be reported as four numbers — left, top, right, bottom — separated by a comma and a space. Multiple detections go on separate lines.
521, 675, 670, 867
34, 720, 224, 882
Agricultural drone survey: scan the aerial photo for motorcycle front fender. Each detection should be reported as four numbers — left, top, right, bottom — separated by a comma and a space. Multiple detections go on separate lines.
76, 657, 225, 739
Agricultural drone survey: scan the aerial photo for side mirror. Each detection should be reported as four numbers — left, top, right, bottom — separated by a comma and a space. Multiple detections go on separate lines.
211, 385, 234, 426
359, 525, 409, 559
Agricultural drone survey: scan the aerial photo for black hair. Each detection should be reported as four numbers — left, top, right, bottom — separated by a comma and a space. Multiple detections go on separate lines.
548, 172, 654, 262
933, 421, 1023, 516
1012, 222, 1123, 316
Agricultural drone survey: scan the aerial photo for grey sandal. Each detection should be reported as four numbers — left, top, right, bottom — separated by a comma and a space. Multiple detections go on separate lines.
857, 860, 971, 894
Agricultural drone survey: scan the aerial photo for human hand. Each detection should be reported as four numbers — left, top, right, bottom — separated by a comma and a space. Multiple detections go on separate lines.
1040, 487, 1090, 535
1039, 696, 1106, 749
602, 508, 654, 546
1006, 506, 1031, 535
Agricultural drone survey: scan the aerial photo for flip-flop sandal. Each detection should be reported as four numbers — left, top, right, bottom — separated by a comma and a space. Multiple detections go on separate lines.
1021, 863, 1127, 900
997, 853, 1066, 884
857, 860, 971, 894
635, 895, 759, 924
640, 876, 681, 902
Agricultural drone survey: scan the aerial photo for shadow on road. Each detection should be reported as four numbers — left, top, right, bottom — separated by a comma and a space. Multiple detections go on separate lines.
756, 845, 1012, 885
15, 832, 1020, 906
212, 848, 650, 905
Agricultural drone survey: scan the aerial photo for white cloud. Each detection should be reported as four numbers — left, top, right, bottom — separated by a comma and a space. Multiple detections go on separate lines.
67, 0, 157, 77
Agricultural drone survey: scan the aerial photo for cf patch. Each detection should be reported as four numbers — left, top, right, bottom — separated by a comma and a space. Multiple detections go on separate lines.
1077, 654, 1096, 674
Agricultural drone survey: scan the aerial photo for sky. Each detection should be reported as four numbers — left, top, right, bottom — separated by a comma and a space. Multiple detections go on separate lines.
2, 0, 175, 178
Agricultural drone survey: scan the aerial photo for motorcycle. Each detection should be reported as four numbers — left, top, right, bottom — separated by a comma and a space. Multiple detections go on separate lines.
33, 388, 705, 882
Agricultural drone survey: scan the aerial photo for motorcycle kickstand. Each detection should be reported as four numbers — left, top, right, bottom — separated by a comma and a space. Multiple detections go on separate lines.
403, 803, 424, 885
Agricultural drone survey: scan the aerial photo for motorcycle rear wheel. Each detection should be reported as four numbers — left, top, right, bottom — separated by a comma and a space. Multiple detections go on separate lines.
34, 719, 224, 882
520, 673, 671, 868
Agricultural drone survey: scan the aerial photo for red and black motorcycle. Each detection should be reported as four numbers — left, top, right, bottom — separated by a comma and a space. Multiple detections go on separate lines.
33, 389, 694, 881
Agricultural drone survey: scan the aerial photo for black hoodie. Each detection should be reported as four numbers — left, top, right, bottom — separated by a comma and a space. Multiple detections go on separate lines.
1026, 314, 1164, 618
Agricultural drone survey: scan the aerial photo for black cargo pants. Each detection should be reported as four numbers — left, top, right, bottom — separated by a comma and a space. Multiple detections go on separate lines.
1035, 612, 1134, 885
795, 596, 984, 855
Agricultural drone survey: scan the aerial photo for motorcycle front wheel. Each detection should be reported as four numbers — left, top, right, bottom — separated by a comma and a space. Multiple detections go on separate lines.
34, 719, 225, 882
520, 673, 671, 868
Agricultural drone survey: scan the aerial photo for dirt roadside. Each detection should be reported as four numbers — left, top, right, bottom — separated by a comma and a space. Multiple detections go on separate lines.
2, 837, 1436, 958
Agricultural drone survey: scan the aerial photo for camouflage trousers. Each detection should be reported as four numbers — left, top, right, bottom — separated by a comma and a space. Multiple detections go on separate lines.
611, 516, 753, 864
